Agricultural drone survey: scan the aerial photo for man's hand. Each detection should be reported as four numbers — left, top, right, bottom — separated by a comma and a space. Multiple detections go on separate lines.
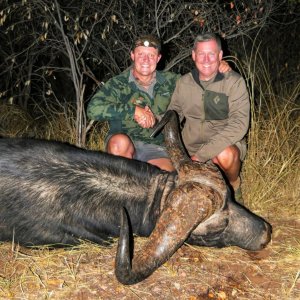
219, 60, 231, 73
134, 105, 156, 128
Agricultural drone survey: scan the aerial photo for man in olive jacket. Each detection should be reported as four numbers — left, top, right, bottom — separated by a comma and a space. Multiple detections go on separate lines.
168, 33, 250, 203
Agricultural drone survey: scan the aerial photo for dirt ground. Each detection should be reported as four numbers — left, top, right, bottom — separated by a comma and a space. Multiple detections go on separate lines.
0, 216, 299, 300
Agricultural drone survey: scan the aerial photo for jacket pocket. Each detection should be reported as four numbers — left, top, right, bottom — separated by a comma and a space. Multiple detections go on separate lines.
204, 90, 229, 120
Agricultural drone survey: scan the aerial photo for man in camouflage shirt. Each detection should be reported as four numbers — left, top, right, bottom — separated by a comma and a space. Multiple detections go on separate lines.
87, 34, 230, 171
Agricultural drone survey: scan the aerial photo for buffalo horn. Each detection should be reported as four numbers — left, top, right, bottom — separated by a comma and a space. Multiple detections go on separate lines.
115, 182, 218, 285
115, 110, 220, 284
150, 110, 190, 170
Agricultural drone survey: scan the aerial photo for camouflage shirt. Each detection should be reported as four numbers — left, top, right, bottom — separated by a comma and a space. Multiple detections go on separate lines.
87, 69, 180, 144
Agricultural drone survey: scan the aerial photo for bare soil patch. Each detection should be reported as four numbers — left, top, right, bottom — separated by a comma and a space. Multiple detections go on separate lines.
0, 216, 299, 300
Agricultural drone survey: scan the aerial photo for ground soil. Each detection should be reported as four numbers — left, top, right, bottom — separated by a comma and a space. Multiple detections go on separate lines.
0, 217, 299, 300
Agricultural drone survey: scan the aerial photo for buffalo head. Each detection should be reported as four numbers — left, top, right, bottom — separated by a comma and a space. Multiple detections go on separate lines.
115, 110, 272, 285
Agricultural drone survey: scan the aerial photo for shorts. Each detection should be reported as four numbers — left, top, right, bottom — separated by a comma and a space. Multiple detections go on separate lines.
236, 139, 247, 161
133, 141, 169, 162
104, 134, 169, 162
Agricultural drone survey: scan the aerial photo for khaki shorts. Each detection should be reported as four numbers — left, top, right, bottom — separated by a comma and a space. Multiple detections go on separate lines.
236, 139, 247, 161
104, 134, 169, 162
133, 141, 169, 162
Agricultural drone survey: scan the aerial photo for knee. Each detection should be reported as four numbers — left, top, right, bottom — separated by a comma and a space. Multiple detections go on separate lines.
213, 146, 240, 170
106, 134, 135, 159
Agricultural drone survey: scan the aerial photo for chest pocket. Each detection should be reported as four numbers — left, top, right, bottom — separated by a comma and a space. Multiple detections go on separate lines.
204, 90, 229, 120
128, 91, 152, 107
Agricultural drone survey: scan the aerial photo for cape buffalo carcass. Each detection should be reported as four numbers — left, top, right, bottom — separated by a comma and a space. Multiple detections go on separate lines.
0, 110, 271, 285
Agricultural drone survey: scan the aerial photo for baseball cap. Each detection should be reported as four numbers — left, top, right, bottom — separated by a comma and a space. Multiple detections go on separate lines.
133, 35, 161, 52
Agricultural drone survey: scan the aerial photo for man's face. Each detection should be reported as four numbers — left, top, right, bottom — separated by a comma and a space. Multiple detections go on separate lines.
192, 40, 223, 81
131, 46, 161, 78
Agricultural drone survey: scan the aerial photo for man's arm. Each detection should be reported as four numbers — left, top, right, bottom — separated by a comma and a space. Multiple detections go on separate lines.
87, 79, 135, 122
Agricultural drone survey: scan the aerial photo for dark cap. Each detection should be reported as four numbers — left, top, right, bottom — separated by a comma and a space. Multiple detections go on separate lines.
133, 35, 161, 52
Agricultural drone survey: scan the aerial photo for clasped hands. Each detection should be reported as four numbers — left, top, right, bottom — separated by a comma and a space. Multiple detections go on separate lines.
134, 106, 202, 162
134, 105, 156, 128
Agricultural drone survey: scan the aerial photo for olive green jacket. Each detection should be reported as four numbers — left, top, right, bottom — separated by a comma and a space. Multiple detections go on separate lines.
168, 69, 250, 162
87, 69, 180, 144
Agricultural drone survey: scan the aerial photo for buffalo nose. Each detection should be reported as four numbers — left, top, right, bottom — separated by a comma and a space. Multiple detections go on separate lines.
260, 222, 272, 249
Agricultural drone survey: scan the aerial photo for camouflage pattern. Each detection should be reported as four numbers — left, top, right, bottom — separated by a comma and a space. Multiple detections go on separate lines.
87, 69, 180, 144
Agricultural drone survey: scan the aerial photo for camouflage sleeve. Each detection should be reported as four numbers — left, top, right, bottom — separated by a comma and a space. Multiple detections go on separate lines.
86, 78, 136, 133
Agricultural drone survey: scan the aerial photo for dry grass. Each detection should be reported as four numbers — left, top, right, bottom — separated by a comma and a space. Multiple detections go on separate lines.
225, 43, 300, 217
242, 87, 300, 215
0, 52, 299, 299
0, 104, 34, 138
0, 220, 299, 299
85, 120, 109, 152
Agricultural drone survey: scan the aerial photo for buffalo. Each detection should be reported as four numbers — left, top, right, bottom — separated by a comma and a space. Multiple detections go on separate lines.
0, 110, 271, 285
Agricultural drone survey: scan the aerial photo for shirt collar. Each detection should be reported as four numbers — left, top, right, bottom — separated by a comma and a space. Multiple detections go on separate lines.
128, 67, 165, 85
191, 68, 224, 87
